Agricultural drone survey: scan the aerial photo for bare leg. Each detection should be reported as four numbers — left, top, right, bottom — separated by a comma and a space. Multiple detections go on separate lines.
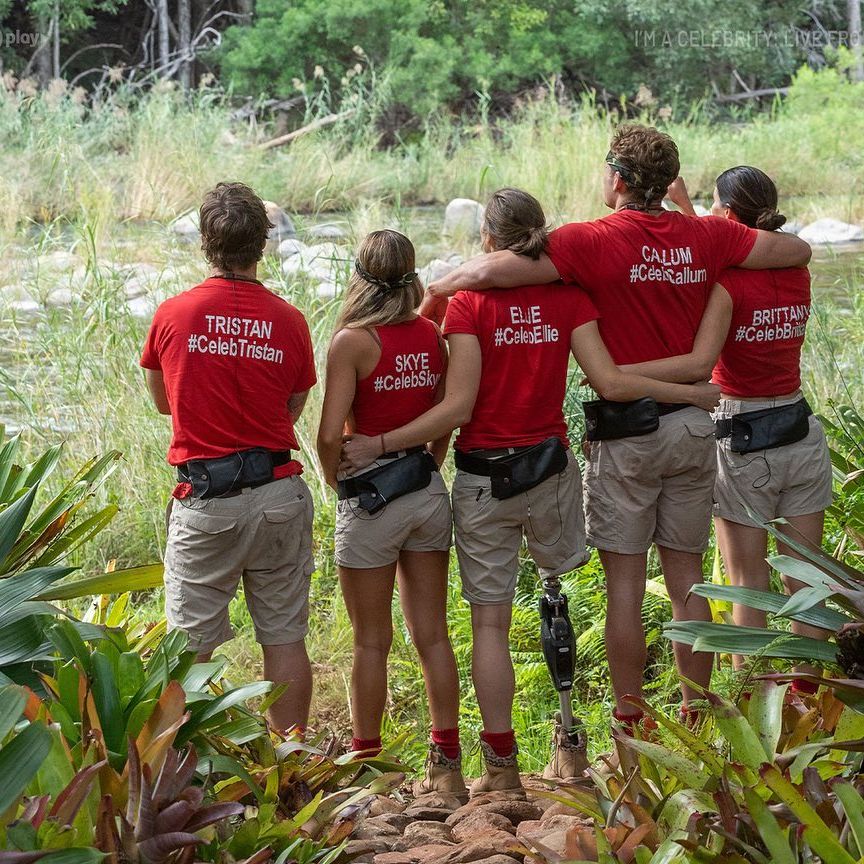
600, 550, 648, 715
657, 546, 713, 705
262, 640, 313, 731
777, 511, 829, 676
339, 563, 397, 740
397, 550, 460, 731
714, 518, 770, 669
470, 602, 513, 733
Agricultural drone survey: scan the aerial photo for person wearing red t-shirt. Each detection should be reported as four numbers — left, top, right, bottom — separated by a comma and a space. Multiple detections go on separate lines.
647, 168, 832, 690
422, 126, 812, 731
316, 230, 464, 796
141, 182, 317, 734
339, 189, 720, 792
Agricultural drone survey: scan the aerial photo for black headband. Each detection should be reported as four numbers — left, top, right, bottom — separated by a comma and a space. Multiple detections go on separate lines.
354, 259, 417, 291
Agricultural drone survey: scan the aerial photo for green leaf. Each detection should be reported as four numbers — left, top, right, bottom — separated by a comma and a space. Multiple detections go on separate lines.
0, 617, 53, 667
0, 485, 38, 569
665, 620, 839, 663
742, 787, 795, 864
832, 780, 864, 854
617, 737, 707, 789
36, 563, 164, 601
774, 586, 834, 619
91, 653, 125, 754
181, 680, 273, 738
32, 723, 75, 799
760, 765, 857, 864
47, 620, 91, 673
691, 583, 851, 630
707, 693, 768, 772
0, 721, 52, 814
658, 789, 717, 833
0, 567, 75, 621
0, 434, 21, 500
0, 684, 26, 741
117, 652, 145, 709
748, 680, 786, 760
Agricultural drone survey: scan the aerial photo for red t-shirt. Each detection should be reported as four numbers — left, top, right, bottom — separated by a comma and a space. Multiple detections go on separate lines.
443, 284, 599, 451
546, 211, 757, 364
351, 317, 444, 438
140, 276, 316, 466
712, 267, 810, 397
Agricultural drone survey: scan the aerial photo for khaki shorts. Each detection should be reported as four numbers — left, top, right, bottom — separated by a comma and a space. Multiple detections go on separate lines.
335, 459, 452, 569
452, 449, 588, 605
164, 475, 314, 653
713, 396, 833, 526
584, 406, 716, 555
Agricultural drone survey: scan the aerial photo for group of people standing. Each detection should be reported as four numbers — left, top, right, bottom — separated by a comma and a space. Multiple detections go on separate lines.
141, 123, 832, 798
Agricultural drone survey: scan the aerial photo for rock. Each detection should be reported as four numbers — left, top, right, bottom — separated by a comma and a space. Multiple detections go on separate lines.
451, 810, 515, 843
119, 263, 161, 299
410, 792, 465, 812
531, 801, 577, 819
798, 218, 863, 245
397, 820, 454, 849
446, 797, 539, 829
516, 814, 592, 841
126, 295, 157, 319
439, 829, 522, 863
443, 198, 485, 239
317, 280, 338, 298
2, 284, 39, 312
307, 222, 349, 241
419, 257, 458, 287
354, 818, 402, 841
374, 854, 414, 864
402, 805, 455, 823
410, 844, 459, 863
781, 220, 803, 235
468, 858, 521, 864
170, 209, 199, 238
692, 204, 711, 217
46, 287, 74, 307
264, 201, 296, 253
278, 238, 307, 259
345, 838, 393, 857
369, 796, 406, 817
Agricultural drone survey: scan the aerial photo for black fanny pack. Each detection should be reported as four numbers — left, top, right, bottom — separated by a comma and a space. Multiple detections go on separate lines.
715, 399, 812, 454
178, 448, 290, 499
338, 450, 437, 514
454, 437, 568, 499
583, 398, 659, 441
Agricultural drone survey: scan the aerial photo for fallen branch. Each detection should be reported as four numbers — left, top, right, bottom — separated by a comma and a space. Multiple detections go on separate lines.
715, 87, 789, 103
259, 110, 357, 150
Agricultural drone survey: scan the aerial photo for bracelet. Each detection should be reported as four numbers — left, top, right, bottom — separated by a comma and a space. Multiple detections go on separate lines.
379, 433, 386, 456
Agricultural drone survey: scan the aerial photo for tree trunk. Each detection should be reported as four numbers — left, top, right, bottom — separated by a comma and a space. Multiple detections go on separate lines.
52, 2, 60, 79
34, 14, 53, 86
850, 0, 864, 81
178, 0, 192, 89
157, 0, 171, 74
238, 0, 255, 25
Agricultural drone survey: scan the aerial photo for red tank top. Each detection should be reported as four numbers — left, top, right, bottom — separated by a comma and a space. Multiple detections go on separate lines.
352, 317, 445, 438
712, 267, 810, 397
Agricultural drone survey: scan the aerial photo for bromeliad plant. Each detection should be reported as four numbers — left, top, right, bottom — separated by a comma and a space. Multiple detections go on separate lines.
664, 515, 864, 705
0, 431, 163, 690
522, 682, 864, 863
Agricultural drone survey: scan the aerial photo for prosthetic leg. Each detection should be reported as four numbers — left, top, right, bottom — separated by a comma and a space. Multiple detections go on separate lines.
539, 575, 589, 782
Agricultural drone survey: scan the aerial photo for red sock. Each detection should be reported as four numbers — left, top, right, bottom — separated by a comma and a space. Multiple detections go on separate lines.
480, 729, 515, 758
352, 736, 382, 756
431, 728, 460, 760
791, 678, 819, 695
679, 706, 700, 728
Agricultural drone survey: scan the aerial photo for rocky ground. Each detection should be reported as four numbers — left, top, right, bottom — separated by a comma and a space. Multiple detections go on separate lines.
346, 780, 595, 864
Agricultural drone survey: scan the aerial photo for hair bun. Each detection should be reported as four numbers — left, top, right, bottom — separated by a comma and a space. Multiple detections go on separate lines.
755, 208, 786, 232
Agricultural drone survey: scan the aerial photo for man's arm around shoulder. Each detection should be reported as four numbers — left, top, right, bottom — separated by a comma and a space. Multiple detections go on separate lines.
429, 250, 560, 297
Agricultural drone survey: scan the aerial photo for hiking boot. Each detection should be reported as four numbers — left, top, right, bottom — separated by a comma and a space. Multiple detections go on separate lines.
469, 739, 522, 796
412, 742, 468, 799
542, 721, 589, 784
